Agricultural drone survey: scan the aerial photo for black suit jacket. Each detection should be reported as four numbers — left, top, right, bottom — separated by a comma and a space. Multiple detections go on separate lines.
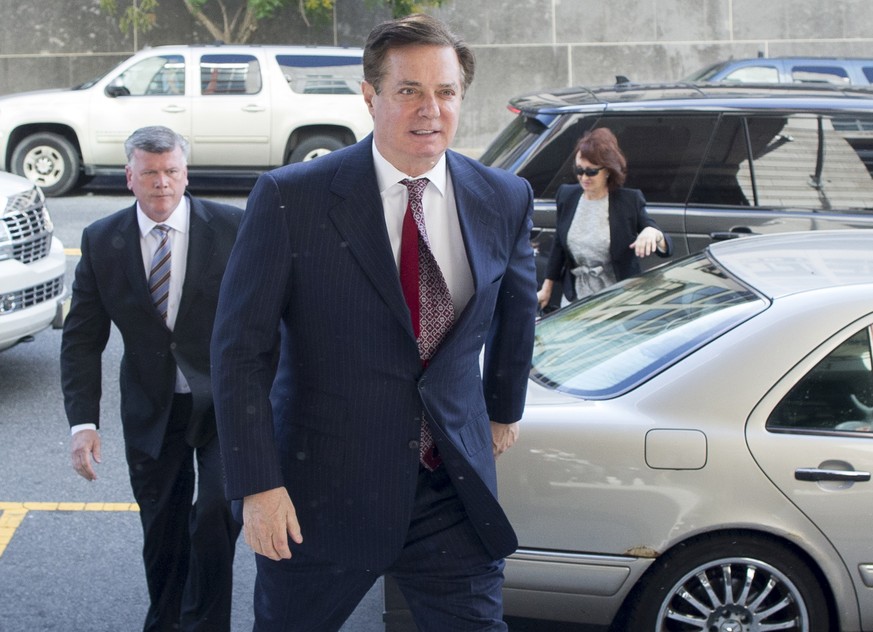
546, 184, 673, 301
61, 194, 242, 459
212, 137, 538, 571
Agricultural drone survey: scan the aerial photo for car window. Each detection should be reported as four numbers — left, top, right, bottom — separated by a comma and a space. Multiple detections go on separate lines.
767, 326, 873, 434
503, 112, 598, 199
200, 54, 261, 95
690, 113, 873, 210
723, 65, 779, 82
111, 54, 185, 96
275, 54, 362, 95
864, 67, 873, 83
531, 254, 766, 398
508, 114, 718, 204
598, 116, 717, 204
790, 64, 850, 85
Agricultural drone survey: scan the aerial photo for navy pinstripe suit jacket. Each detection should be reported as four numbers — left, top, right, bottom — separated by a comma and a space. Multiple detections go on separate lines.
212, 137, 537, 571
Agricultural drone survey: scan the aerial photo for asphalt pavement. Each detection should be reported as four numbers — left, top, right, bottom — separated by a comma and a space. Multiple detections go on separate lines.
0, 179, 588, 632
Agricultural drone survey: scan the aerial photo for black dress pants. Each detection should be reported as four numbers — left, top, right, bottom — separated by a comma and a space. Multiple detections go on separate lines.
126, 394, 241, 632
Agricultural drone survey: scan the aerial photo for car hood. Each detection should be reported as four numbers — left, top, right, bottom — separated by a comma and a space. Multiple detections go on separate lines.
0, 87, 82, 104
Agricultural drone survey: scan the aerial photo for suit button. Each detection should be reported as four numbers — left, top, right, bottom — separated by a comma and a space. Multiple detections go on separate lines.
169, 342, 177, 350
408, 440, 420, 450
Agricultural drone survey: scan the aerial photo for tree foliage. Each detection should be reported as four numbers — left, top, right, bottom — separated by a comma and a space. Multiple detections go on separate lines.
99, 0, 449, 44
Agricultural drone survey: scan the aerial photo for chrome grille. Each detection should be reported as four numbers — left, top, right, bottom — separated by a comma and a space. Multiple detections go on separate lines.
0, 275, 65, 315
2, 185, 52, 264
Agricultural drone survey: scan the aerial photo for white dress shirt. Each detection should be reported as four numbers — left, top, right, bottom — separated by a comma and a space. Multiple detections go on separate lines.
372, 144, 474, 318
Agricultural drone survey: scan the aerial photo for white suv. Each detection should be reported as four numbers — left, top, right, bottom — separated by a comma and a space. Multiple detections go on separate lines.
0, 44, 373, 196
0, 171, 67, 351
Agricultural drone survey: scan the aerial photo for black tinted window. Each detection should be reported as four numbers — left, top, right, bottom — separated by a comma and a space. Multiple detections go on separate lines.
599, 116, 717, 204
507, 112, 598, 199
768, 327, 873, 434
864, 67, 873, 83
692, 113, 873, 210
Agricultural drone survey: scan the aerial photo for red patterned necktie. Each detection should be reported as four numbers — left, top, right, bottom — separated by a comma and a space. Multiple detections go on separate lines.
400, 178, 455, 470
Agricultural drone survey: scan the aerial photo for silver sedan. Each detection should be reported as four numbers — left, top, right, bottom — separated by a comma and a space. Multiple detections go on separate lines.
500, 230, 873, 632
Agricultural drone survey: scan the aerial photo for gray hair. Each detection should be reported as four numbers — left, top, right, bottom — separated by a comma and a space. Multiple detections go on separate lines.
124, 126, 190, 163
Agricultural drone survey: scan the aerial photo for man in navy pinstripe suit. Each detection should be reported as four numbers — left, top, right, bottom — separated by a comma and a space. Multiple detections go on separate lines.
212, 14, 537, 632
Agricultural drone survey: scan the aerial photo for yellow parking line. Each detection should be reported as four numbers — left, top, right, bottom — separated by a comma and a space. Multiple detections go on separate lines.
64, 248, 82, 256
0, 501, 139, 558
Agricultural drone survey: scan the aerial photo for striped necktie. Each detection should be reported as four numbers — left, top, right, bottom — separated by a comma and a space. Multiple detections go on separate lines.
148, 224, 172, 321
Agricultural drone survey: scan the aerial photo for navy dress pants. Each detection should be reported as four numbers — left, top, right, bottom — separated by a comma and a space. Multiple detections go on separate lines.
252, 465, 507, 632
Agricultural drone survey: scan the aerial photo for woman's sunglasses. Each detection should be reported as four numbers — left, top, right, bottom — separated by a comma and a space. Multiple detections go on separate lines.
574, 165, 605, 177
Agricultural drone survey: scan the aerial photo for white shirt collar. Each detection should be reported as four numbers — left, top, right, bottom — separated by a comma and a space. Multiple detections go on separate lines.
136, 196, 190, 238
371, 143, 448, 197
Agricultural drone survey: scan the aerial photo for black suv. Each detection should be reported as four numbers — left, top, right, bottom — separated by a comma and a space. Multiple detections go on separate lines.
480, 82, 873, 289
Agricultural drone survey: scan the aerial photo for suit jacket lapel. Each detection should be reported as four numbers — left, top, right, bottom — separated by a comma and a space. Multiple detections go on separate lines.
448, 152, 498, 296
327, 140, 415, 337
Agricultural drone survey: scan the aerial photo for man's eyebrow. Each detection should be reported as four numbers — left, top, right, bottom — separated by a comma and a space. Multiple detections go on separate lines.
396, 79, 459, 89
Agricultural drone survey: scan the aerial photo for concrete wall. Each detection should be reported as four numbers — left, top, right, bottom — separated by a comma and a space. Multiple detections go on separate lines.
2, 0, 872, 154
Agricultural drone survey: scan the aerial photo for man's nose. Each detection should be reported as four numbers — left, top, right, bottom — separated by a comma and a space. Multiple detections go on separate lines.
418, 94, 440, 118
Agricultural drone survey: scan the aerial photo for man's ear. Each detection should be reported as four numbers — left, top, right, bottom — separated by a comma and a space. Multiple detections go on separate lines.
362, 81, 376, 114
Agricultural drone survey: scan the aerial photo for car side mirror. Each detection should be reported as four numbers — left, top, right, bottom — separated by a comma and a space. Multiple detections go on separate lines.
105, 84, 130, 98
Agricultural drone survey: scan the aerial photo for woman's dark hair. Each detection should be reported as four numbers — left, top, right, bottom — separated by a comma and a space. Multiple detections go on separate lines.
363, 13, 475, 96
575, 128, 626, 191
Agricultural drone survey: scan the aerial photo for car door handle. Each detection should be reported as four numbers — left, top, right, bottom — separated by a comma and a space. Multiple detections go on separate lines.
161, 105, 186, 113
710, 229, 756, 241
242, 104, 266, 112
795, 468, 871, 482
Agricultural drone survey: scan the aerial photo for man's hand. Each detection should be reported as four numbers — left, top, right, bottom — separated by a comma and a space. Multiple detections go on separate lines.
243, 487, 303, 561
491, 421, 520, 457
71, 429, 101, 481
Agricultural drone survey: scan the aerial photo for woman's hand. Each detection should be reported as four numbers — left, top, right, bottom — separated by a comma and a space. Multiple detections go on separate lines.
631, 227, 666, 258
537, 279, 554, 309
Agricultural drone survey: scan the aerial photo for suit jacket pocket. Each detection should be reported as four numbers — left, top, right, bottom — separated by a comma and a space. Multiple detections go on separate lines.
459, 410, 490, 457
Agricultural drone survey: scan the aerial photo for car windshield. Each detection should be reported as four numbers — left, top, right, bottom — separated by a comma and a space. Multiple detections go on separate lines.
531, 254, 768, 398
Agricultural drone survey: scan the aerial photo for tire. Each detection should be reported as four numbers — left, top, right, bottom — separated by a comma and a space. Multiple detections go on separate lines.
11, 132, 81, 196
618, 532, 831, 631
288, 135, 345, 163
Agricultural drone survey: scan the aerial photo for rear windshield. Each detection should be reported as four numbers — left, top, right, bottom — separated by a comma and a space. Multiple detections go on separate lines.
531, 254, 766, 398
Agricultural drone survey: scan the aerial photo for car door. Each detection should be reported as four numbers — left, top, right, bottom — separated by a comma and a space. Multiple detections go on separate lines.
189, 51, 271, 167
88, 52, 192, 166
747, 319, 873, 631
684, 112, 873, 255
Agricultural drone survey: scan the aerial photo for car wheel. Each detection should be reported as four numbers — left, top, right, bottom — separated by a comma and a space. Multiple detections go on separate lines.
288, 135, 345, 163
619, 533, 831, 631
11, 133, 81, 197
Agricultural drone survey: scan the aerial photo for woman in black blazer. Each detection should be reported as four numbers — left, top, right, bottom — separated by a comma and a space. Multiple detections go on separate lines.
537, 127, 673, 308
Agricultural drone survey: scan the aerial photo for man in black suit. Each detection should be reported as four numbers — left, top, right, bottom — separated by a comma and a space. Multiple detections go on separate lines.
212, 14, 537, 632
61, 126, 242, 632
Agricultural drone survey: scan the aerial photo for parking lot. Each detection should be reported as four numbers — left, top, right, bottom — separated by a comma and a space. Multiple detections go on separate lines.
0, 179, 583, 632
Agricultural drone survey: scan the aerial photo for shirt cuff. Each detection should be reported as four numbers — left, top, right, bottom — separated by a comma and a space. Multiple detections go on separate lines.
71, 423, 97, 435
